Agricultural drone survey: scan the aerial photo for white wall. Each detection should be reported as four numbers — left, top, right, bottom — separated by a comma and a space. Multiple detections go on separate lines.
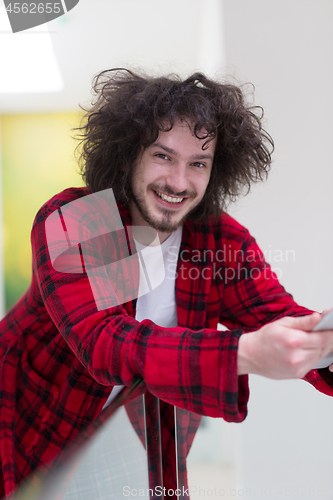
223, 1, 333, 498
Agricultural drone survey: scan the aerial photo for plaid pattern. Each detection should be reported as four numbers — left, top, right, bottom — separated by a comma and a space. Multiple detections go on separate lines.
0, 187, 331, 497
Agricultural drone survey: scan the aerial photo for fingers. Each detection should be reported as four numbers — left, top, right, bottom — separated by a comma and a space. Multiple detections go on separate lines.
301, 329, 333, 353
321, 307, 333, 317
280, 314, 333, 355
283, 312, 321, 332
246, 314, 333, 379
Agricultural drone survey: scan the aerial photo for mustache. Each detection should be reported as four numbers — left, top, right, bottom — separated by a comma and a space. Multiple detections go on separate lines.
149, 184, 196, 198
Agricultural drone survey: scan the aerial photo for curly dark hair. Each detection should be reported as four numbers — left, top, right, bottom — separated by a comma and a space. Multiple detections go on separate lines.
76, 68, 274, 221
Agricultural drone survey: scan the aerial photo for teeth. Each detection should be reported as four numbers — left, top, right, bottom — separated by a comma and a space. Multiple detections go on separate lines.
156, 191, 184, 203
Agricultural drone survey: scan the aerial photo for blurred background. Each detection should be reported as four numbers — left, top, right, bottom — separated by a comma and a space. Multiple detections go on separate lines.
0, 0, 332, 498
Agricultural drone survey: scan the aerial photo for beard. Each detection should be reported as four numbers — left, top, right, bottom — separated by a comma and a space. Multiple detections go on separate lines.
131, 183, 196, 233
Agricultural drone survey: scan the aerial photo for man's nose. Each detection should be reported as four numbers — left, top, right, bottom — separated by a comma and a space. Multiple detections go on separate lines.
165, 164, 190, 194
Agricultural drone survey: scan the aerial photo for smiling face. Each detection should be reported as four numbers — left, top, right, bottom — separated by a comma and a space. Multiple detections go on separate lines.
129, 120, 216, 241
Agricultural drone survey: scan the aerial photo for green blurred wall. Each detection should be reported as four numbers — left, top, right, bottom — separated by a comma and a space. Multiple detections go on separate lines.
1, 112, 84, 311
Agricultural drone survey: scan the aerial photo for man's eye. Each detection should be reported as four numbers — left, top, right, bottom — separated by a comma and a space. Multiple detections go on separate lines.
192, 162, 205, 168
155, 153, 169, 160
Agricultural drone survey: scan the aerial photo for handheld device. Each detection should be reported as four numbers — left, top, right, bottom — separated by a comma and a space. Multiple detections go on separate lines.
312, 309, 333, 369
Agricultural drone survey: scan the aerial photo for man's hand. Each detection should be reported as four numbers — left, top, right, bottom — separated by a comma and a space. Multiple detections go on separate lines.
237, 313, 333, 379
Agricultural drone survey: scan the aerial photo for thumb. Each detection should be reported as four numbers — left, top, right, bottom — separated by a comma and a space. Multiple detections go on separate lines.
321, 307, 333, 317
288, 312, 321, 332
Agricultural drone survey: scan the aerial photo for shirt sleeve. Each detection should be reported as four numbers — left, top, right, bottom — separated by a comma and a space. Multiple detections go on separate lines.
32, 198, 248, 423
218, 219, 311, 329
217, 215, 333, 397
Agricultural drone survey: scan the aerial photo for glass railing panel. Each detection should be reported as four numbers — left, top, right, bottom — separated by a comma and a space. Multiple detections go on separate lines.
10, 389, 239, 500
63, 402, 149, 499
12, 381, 153, 500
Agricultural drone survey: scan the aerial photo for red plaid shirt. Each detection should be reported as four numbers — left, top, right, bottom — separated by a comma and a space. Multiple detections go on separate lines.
0, 187, 332, 497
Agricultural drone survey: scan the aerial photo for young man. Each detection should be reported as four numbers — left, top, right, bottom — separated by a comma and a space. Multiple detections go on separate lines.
1, 69, 333, 498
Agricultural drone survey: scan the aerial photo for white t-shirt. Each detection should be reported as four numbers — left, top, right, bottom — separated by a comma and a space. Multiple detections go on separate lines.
103, 226, 183, 409
135, 225, 182, 328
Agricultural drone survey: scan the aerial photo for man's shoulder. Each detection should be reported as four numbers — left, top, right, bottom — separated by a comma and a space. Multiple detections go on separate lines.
183, 214, 259, 270
187, 212, 249, 242
33, 187, 90, 224
216, 212, 248, 234
41, 186, 90, 211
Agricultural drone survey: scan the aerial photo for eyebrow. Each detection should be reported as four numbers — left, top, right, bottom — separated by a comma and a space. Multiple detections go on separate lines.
151, 142, 214, 161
